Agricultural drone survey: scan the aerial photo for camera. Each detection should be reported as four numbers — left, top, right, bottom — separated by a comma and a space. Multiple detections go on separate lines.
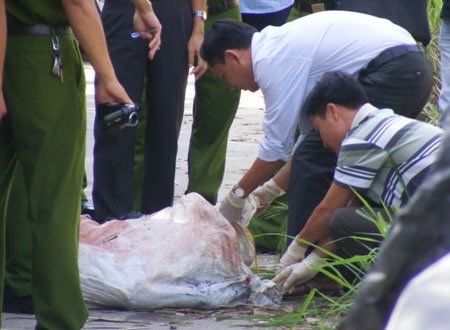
97, 102, 141, 130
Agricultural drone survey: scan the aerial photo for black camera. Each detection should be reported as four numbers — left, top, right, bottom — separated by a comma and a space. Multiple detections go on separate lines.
97, 102, 141, 130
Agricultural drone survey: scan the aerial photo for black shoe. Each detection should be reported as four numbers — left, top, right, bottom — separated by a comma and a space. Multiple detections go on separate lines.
102, 211, 142, 223
2, 284, 34, 314
81, 200, 96, 219
118, 211, 142, 220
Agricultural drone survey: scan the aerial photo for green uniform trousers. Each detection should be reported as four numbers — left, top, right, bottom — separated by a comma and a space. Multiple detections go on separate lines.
185, 7, 242, 205
0, 34, 88, 329
5, 164, 32, 298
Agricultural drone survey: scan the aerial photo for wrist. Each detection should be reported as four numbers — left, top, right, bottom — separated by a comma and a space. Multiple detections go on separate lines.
228, 190, 246, 208
134, 0, 153, 14
265, 179, 285, 197
303, 251, 325, 268
191, 20, 204, 35
288, 238, 307, 258
232, 184, 247, 198
95, 70, 117, 86
192, 10, 207, 21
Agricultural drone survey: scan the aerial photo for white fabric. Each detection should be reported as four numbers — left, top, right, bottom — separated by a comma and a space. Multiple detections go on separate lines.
350, 103, 378, 129
79, 193, 280, 309
439, 18, 450, 126
386, 252, 450, 330
239, 0, 294, 14
251, 10, 416, 162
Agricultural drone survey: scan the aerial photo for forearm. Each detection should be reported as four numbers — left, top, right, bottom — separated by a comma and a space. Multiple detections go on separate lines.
191, 0, 206, 33
297, 205, 334, 247
61, 0, 116, 83
237, 157, 285, 197
132, 0, 153, 13
272, 158, 291, 192
297, 183, 354, 247
0, 0, 6, 89
314, 236, 338, 258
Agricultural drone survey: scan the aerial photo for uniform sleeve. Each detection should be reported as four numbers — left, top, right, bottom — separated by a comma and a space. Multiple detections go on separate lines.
256, 56, 312, 162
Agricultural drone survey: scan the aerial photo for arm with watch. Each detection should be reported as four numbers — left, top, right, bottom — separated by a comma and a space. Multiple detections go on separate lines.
218, 157, 287, 223
188, 0, 208, 79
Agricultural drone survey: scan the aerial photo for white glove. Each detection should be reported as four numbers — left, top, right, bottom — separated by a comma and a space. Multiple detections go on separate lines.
219, 190, 246, 223
273, 252, 324, 294
277, 238, 307, 274
251, 179, 285, 216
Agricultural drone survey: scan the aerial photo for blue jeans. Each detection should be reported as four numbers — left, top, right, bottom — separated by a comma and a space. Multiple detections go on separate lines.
440, 18, 450, 126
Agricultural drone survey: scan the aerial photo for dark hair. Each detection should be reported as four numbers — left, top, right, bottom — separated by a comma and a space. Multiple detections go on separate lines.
200, 19, 258, 66
304, 71, 369, 118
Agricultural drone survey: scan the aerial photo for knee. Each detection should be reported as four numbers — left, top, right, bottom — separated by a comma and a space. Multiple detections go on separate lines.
328, 208, 352, 241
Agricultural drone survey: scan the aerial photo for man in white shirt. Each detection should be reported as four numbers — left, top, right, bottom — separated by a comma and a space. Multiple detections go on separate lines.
200, 11, 433, 244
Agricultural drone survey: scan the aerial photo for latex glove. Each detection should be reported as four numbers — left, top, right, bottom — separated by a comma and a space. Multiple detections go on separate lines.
219, 190, 246, 223
251, 179, 285, 216
273, 252, 324, 294
277, 238, 307, 274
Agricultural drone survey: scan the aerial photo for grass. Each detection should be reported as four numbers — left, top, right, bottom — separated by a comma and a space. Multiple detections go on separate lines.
247, 2, 446, 328
251, 202, 393, 329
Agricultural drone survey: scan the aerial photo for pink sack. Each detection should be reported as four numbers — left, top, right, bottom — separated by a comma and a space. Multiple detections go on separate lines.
79, 193, 280, 310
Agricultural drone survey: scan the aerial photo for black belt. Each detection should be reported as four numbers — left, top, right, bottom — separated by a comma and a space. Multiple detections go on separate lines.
8, 24, 73, 36
367, 44, 423, 69
207, 0, 239, 16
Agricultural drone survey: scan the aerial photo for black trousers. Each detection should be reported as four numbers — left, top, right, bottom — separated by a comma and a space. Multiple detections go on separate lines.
286, 44, 433, 240
329, 207, 387, 257
328, 206, 389, 284
93, 0, 191, 221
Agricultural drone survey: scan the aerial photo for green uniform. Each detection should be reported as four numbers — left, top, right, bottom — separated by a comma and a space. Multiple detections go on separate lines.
1, 0, 89, 328
185, 1, 241, 205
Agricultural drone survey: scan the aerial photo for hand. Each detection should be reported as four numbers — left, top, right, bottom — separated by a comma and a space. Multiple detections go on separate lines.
219, 190, 246, 223
95, 77, 132, 105
188, 28, 207, 80
277, 238, 307, 274
133, 5, 162, 60
251, 178, 285, 216
273, 252, 324, 294
0, 91, 7, 122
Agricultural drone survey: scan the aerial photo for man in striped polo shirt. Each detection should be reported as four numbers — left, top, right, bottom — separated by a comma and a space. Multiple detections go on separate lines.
273, 71, 443, 294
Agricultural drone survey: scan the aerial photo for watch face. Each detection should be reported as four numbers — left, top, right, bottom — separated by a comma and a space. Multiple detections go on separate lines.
193, 11, 207, 21
234, 187, 245, 198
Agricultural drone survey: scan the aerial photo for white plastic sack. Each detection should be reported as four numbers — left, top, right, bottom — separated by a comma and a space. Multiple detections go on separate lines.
79, 193, 280, 310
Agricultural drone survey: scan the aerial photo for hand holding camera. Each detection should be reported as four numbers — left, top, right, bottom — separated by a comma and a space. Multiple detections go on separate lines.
97, 102, 141, 130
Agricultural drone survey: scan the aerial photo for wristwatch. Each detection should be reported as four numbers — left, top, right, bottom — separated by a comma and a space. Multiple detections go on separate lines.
192, 10, 207, 21
232, 184, 246, 198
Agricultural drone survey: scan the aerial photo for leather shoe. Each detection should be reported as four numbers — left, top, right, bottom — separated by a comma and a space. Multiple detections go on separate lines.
81, 200, 96, 219
102, 211, 142, 223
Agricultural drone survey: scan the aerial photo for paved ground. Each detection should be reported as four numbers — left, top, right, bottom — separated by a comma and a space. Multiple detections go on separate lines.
2, 65, 315, 329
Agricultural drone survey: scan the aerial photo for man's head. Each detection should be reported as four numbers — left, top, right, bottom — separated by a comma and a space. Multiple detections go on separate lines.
201, 19, 259, 91
304, 71, 369, 154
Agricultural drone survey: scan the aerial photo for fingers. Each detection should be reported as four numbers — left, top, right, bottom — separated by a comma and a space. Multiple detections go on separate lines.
272, 265, 292, 291
283, 270, 302, 293
189, 62, 208, 80
147, 31, 161, 60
